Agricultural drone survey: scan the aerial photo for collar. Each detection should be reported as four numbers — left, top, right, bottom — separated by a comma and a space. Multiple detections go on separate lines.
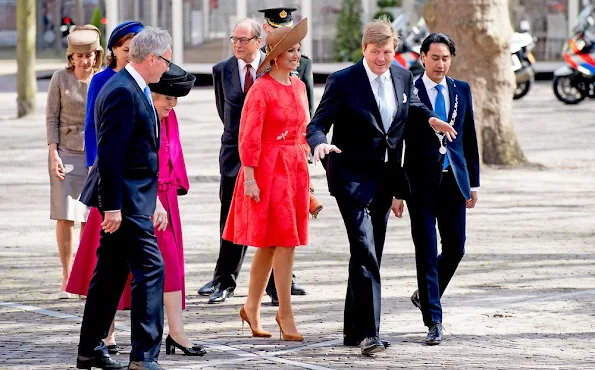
238, 53, 260, 72
125, 64, 147, 90
422, 72, 447, 91
363, 58, 391, 84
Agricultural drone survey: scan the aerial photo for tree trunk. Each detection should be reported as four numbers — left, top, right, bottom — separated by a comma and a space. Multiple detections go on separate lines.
54, 0, 62, 54
425, 0, 526, 165
75, 0, 85, 25
17, 0, 38, 118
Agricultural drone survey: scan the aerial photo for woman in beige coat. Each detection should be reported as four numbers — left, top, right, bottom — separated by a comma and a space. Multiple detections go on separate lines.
45, 25, 103, 299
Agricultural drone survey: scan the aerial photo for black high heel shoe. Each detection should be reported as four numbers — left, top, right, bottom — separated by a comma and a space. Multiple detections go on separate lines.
165, 335, 207, 356
106, 344, 121, 355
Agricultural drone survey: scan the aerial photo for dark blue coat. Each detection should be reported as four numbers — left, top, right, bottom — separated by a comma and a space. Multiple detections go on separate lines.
80, 68, 160, 216
212, 52, 265, 177
306, 60, 436, 205
404, 76, 480, 202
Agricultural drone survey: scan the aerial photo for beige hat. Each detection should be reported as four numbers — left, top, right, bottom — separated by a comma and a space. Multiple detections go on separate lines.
256, 18, 308, 75
67, 25, 102, 54
66, 25, 103, 70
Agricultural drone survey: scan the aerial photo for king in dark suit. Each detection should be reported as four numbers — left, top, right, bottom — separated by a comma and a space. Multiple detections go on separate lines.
400, 33, 480, 346
76, 27, 173, 370
307, 19, 454, 356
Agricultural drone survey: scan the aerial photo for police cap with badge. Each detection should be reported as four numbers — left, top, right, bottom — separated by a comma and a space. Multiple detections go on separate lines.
258, 7, 297, 28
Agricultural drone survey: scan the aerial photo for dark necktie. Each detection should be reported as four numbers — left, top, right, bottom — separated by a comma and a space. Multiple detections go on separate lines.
244, 64, 254, 94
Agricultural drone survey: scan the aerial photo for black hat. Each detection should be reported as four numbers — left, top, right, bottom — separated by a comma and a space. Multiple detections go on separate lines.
258, 7, 297, 28
149, 62, 196, 97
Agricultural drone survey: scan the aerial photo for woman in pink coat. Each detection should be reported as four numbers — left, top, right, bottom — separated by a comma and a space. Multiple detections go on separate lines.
67, 63, 205, 356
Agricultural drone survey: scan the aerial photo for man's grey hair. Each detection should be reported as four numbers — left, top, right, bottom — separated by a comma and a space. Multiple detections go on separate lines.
233, 18, 261, 38
130, 26, 172, 63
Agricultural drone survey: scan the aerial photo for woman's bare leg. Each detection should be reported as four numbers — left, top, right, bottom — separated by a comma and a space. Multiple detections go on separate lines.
272, 247, 299, 335
243, 247, 275, 330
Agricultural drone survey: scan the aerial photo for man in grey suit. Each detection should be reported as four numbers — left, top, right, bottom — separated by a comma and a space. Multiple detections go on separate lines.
197, 18, 265, 304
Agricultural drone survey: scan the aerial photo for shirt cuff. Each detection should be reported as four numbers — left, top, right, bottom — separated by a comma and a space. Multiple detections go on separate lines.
104, 210, 120, 213
470, 187, 479, 192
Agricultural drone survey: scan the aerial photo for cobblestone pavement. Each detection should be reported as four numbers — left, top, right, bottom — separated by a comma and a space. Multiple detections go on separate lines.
0, 81, 594, 369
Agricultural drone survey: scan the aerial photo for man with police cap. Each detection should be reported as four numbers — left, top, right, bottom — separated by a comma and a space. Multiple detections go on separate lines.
257, 6, 314, 305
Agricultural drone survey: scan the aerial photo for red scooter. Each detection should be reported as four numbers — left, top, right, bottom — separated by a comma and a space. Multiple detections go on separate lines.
553, 4, 595, 104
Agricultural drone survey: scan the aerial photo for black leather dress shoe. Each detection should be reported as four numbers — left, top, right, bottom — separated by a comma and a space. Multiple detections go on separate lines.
208, 285, 234, 304
128, 361, 164, 370
198, 280, 217, 296
344, 337, 391, 348
268, 289, 279, 306
360, 337, 385, 356
411, 290, 421, 310
291, 278, 307, 295
76, 353, 126, 369
425, 323, 443, 345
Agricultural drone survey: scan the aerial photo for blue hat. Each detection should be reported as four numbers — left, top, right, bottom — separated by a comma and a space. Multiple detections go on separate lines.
107, 21, 144, 51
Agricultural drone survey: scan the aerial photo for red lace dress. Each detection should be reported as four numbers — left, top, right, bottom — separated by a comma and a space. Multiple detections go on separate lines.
222, 73, 310, 248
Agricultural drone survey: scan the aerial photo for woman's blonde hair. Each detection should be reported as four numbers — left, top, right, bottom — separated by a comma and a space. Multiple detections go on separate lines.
362, 16, 399, 50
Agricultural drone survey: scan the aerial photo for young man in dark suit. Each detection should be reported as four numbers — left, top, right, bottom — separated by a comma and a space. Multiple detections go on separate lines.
76, 27, 172, 370
197, 19, 266, 304
307, 18, 455, 356
397, 32, 480, 345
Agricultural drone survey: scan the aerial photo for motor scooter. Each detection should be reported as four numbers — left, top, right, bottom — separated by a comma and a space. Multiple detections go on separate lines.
392, 15, 428, 79
511, 21, 536, 99
553, 4, 595, 104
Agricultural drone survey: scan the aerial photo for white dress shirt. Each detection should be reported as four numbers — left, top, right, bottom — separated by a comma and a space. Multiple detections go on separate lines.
238, 56, 259, 92
421, 72, 450, 117
362, 59, 397, 123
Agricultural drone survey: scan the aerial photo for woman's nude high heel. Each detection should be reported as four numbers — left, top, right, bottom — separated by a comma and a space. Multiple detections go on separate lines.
275, 312, 304, 342
239, 307, 272, 338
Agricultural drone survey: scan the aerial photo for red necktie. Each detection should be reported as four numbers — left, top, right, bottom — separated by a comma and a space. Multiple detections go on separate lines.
244, 64, 254, 94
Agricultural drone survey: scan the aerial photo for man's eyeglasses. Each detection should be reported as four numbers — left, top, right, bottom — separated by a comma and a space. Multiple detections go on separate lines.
157, 54, 172, 67
230, 36, 257, 45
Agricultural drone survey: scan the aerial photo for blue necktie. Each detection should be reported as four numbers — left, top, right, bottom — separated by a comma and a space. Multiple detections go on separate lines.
143, 86, 158, 135
434, 84, 449, 170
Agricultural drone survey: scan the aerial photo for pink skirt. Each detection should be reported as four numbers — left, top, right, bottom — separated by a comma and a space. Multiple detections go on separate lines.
66, 207, 132, 310
66, 186, 186, 309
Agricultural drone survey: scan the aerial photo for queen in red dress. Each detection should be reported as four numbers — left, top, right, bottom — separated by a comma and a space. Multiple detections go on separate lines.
222, 19, 310, 341
67, 63, 206, 356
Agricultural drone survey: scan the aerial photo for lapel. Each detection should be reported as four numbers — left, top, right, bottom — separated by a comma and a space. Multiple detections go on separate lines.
122, 68, 159, 148
446, 77, 457, 123
355, 60, 384, 134
415, 77, 432, 109
226, 57, 242, 96
388, 64, 405, 132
